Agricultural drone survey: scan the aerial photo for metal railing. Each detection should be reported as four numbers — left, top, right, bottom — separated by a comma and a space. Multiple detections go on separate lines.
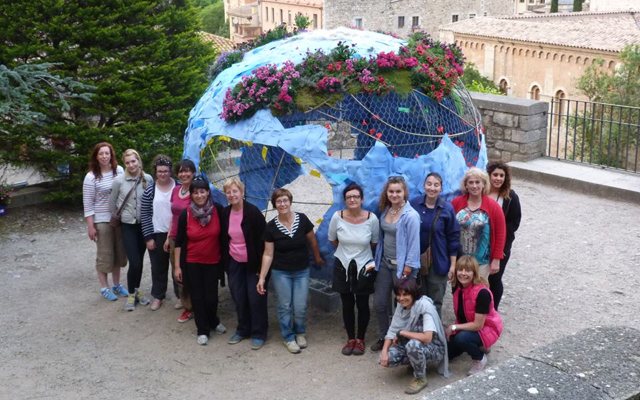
547, 98, 640, 173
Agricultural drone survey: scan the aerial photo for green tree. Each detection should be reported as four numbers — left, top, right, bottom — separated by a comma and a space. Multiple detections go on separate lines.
0, 0, 216, 201
574, 45, 640, 169
294, 13, 310, 30
201, 1, 230, 37
551, 0, 559, 12
461, 63, 502, 94
572, 0, 583, 11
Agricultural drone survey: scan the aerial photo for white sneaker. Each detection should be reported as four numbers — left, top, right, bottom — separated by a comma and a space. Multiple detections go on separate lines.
174, 299, 183, 310
283, 340, 301, 354
215, 323, 226, 335
295, 334, 307, 349
467, 354, 488, 375
197, 335, 209, 345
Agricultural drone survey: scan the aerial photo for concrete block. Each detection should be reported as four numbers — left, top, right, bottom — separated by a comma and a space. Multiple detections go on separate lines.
428, 327, 640, 400
487, 148, 502, 161
493, 112, 518, 128
495, 141, 520, 153
519, 113, 548, 130
471, 92, 549, 115
308, 278, 340, 313
486, 126, 504, 140
520, 141, 545, 155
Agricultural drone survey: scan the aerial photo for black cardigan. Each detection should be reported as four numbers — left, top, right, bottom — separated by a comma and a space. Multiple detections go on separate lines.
219, 200, 266, 274
502, 190, 522, 254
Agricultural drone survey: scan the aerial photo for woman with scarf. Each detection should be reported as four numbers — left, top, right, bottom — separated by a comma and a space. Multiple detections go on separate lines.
379, 279, 449, 395
174, 177, 225, 345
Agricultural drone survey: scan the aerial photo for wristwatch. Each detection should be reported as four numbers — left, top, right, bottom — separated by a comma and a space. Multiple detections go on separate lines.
451, 324, 457, 332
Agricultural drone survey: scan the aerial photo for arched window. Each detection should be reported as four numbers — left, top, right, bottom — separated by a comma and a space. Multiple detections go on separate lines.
530, 85, 541, 100
554, 89, 566, 125
499, 79, 509, 95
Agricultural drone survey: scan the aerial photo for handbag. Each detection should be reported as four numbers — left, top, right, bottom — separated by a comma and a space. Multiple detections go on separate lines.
419, 206, 442, 276
110, 177, 140, 228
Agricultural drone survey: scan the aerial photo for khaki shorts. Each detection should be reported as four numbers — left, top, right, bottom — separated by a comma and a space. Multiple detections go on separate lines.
95, 223, 127, 273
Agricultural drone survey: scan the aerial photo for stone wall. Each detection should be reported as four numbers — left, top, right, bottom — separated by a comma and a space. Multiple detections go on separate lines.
471, 92, 548, 162
324, 0, 513, 37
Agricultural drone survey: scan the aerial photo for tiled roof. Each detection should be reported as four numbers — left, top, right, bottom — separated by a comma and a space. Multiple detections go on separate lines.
440, 10, 640, 52
198, 32, 235, 53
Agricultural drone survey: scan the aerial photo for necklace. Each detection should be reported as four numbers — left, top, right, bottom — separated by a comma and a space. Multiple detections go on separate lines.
389, 204, 404, 216
180, 186, 189, 196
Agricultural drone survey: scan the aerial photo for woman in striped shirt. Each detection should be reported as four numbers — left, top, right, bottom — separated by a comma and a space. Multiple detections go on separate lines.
82, 142, 129, 301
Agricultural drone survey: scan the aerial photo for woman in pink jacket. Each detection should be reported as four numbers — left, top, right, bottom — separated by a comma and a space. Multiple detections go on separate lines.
445, 255, 503, 376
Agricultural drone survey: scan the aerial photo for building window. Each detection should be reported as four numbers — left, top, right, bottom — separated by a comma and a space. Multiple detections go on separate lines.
451, 14, 459, 22
530, 85, 541, 100
528, 0, 534, 3
484, 12, 487, 16
313, 14, 318, 29
520, 0, 525, 2
288, 11, 291, 25
280, 9, 283, 23
265, 7, 268, 21
412, 16, 419, 27
271, 8, 274, 23
469, 13, 476, 18
398, 16, 405, 28
499, 79, 509, 95
354, 17, 363, 28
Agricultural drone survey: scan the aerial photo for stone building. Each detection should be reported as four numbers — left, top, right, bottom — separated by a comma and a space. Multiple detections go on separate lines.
324, 0, 515, 37
439, 10, 640, 101
225, 0, 262, 44
261, 0, 323, 32
590, 0, 638, 12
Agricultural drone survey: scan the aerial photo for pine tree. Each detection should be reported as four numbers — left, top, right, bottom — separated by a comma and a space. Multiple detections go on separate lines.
0, 0, 216, 200
551, 0, 559, 12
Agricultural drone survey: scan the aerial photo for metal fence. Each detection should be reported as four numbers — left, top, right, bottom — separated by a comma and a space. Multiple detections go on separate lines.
547, 97, 640, 173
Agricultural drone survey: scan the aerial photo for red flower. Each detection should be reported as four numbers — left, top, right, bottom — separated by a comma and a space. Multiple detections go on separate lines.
375, 132, 383, 139
369, 128, 376, 135
437, 126, 444, 134
325, 123, 331, 130
362, 120, 368, 126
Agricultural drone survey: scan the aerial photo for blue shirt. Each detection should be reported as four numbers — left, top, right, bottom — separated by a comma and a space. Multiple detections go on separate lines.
410, 196, 461, 276
374, 203, 421, 278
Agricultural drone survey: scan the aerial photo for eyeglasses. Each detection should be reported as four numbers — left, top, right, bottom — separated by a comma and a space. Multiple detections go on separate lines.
275, 199, 290, 205
345, 195, 361, 200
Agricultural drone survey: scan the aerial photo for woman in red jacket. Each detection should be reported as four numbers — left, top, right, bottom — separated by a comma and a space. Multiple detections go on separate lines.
445, 255, 503, 376
451, 167, 506, 280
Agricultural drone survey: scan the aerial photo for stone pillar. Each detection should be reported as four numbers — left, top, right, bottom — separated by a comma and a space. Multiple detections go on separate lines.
471, 92, 548, 162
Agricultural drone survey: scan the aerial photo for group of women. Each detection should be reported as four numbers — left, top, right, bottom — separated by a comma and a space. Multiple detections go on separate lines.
82, 141, 521, 394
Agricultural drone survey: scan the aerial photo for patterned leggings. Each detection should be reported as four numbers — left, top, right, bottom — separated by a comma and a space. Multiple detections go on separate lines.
387, 339, 444, 378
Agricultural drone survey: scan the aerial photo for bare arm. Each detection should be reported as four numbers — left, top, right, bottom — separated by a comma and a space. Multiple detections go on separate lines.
257, 242, 274, 295
306, 230, 324, 265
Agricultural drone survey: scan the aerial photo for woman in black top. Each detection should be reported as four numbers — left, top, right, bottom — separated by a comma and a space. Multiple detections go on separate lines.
486, 161, 522, 310
257, 188, 323, 354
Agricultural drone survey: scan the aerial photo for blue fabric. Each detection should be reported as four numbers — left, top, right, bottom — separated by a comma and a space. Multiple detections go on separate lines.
374, 204, 421, 278
183, 28, 488, 282
409, 196, 461, 276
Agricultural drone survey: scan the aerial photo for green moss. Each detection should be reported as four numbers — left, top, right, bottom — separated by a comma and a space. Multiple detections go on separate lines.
381, 70, 413, 96
295, 86, 344, 112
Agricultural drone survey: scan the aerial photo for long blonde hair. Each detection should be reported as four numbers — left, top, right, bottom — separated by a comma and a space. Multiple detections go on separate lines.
122, 149, 148, 189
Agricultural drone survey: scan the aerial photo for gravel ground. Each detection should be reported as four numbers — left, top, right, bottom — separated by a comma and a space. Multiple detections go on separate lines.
1, 178, 639, 400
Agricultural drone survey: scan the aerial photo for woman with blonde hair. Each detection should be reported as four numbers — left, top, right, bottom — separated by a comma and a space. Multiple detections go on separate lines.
82, 142, 128, 301
370, 176, 421, 352
220, 177, 268, 350
486, 161, 522, 310
110, 149, 154, 311
445, 255, 503, 375
451, 167, 506, 280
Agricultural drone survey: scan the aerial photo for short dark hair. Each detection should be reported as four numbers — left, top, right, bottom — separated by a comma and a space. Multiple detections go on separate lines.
175, 159, 196, 175
393, 278, 421, 302
271, 188, 293, 208
189, 176, 210, 194
424, 172, 443, 185
342, 182, 363, 199
151, 154, 173, 176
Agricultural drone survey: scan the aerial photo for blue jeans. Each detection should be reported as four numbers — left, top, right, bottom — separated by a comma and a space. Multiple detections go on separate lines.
271, 267, 310, 342
448, 330, 484, 360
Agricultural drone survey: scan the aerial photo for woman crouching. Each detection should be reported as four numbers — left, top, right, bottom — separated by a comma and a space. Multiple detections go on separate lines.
379, 279, 449, 395
446, 255, 503, 375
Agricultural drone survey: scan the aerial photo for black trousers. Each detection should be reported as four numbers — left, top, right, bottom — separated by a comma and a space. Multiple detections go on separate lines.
185, 262, 220, 336
227, 258, 268, 340
340, 292, 370, 340
148, 232, 179, 299
488, 249, 511, 310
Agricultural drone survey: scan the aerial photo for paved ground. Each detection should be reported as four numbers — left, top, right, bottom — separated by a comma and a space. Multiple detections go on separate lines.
1, 177, 639, 400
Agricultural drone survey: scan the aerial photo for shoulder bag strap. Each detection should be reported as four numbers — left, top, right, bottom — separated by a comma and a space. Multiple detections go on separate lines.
115, 177, 140, 216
